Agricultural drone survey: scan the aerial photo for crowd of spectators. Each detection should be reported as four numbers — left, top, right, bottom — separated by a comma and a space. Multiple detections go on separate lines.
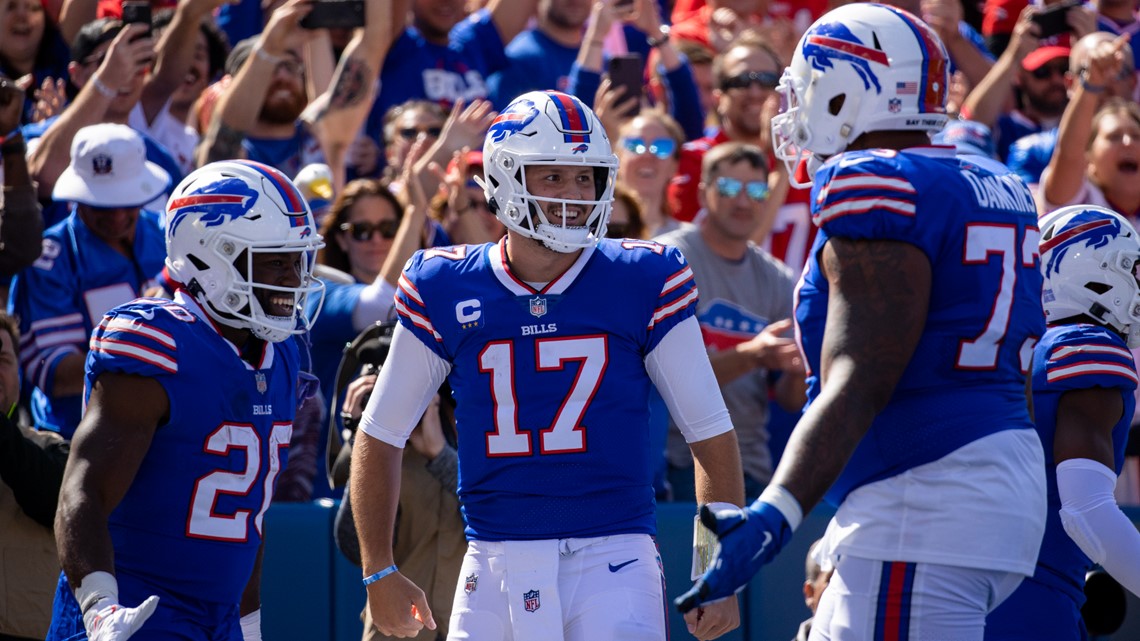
7, 0, 1140, 638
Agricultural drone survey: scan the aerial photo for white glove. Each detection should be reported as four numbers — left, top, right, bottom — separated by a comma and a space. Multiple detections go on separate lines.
84, 597, 160, 641
76, 572, 159, 641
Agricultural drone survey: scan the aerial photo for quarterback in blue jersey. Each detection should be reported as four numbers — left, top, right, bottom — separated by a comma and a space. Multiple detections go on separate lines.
987, 205, 1140, 640
48, 160, 325, 641
678, 5, 1048, 639
351, 90, 744, 641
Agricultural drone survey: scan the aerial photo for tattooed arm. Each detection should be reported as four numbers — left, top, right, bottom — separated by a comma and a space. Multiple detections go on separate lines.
197, 120, 248, 165
306, 0, 392, 190
769, 237, 931, 513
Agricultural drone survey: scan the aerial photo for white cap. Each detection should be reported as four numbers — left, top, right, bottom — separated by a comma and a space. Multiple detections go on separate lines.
53, 123, 171, 208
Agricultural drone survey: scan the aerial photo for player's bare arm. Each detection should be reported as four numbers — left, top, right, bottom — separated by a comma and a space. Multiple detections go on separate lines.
687, 430, 745, 640
56, 372, 168, 582
350, 432, 435, 638
1055, 387, 1122, 467
770, 237, 931, 513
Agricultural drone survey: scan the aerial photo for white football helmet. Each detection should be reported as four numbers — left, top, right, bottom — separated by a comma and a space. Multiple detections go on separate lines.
772, 3, 950, 187
1039, 205, 1140, 347
478, 90, 617, 253
165, 160, 325, 343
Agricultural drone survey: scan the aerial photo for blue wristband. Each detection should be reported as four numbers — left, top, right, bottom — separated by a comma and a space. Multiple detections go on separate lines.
362, 565, 398, 586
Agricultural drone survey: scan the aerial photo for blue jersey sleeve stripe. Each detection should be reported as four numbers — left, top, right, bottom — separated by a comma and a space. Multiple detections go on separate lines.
1049, 343, 1134, 363
102, 317, 178, 350
817, 196, 917, 225
649, 288, 699, 329
28, 312, 84, 334
660, 266, 695, 297
394, 298, 443, 342
826, 172, 917, 195
1046, 361, 1139, 386
397, 273, 428, 310
91, 337, 179, 374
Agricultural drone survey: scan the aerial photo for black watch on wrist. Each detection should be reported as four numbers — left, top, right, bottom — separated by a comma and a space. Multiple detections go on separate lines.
647, 25, 671, 48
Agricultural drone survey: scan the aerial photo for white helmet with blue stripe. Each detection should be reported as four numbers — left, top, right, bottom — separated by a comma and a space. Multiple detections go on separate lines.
1039, 205, 1140, 347
477, 90, 618, 253
165, 159, 325, 343
772, 3, 951, 186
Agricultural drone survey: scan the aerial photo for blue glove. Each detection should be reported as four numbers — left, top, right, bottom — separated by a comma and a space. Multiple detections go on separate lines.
674, 499, 793, 613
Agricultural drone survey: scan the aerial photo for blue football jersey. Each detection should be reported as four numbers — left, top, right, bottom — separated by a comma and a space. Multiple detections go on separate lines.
86, 293, 300, 604
9, 211, 166, 437
795, 147, 1046, 504
1027, 324, 1136, 601
395, 237, 698, 540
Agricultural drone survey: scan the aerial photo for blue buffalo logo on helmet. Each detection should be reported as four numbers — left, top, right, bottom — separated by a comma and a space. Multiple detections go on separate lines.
802, 21, 889, 93
1042, 212, 1124, 279
488, 98, 540, 143
167, 178, 261, 234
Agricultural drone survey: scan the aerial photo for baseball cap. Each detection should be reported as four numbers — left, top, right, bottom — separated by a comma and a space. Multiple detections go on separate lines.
933, 120, 996, 158
53, 123, 170, 208
1022, 45, 1071, 72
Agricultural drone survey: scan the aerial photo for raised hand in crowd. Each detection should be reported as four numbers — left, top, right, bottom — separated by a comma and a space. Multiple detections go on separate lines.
708, 6, 750, 54
577, 0, 637, 73
593, 77, 639, 143
1066, 1, 1099, 42
752, 16, 798, 68
0, 76, 23, 138
961, 5, 1041, 129
921, 0, 992, 87
29, 23, 154, 200
306, 0, 391, 188
30, 76, 67, 123
408, 98, 497, 201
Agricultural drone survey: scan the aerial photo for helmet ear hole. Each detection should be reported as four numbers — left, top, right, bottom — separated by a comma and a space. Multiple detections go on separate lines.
1086, 282, 1112, 295
188, 254, 210, 271
828, 94, 846, 116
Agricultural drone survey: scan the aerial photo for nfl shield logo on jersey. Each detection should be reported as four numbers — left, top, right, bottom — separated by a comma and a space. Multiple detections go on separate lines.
255, 372, 267, 394
523, 589, 541, 612
464, 573, 478, 594
529, 297, 547, 318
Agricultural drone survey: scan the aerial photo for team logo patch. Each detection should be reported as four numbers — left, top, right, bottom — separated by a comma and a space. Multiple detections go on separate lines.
523, 589, 541, 612
299, 227, 312, 238
464, 574, 478, 594
488, 99, 539, 143
802, 21, 888, 93
255, 372, 267, 394
571, 143, 589, 154
529, 296, 548, 318
92, 153, 113, 175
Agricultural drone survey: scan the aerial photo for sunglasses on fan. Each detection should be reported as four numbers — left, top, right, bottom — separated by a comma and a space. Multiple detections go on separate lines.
340, 220, 399, 241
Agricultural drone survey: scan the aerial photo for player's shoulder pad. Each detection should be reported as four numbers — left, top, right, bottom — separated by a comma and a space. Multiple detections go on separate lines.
1042, 323, 1138, 389
402, 244, 483, 284
90, 299, 196, 375
813, 149, 919, 233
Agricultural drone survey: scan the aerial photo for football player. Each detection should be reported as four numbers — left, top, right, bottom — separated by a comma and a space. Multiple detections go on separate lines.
677, 4, 1049, 639
48, 160, 324, 641
351, 90, 744, 641
987, 205, 1140, 639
